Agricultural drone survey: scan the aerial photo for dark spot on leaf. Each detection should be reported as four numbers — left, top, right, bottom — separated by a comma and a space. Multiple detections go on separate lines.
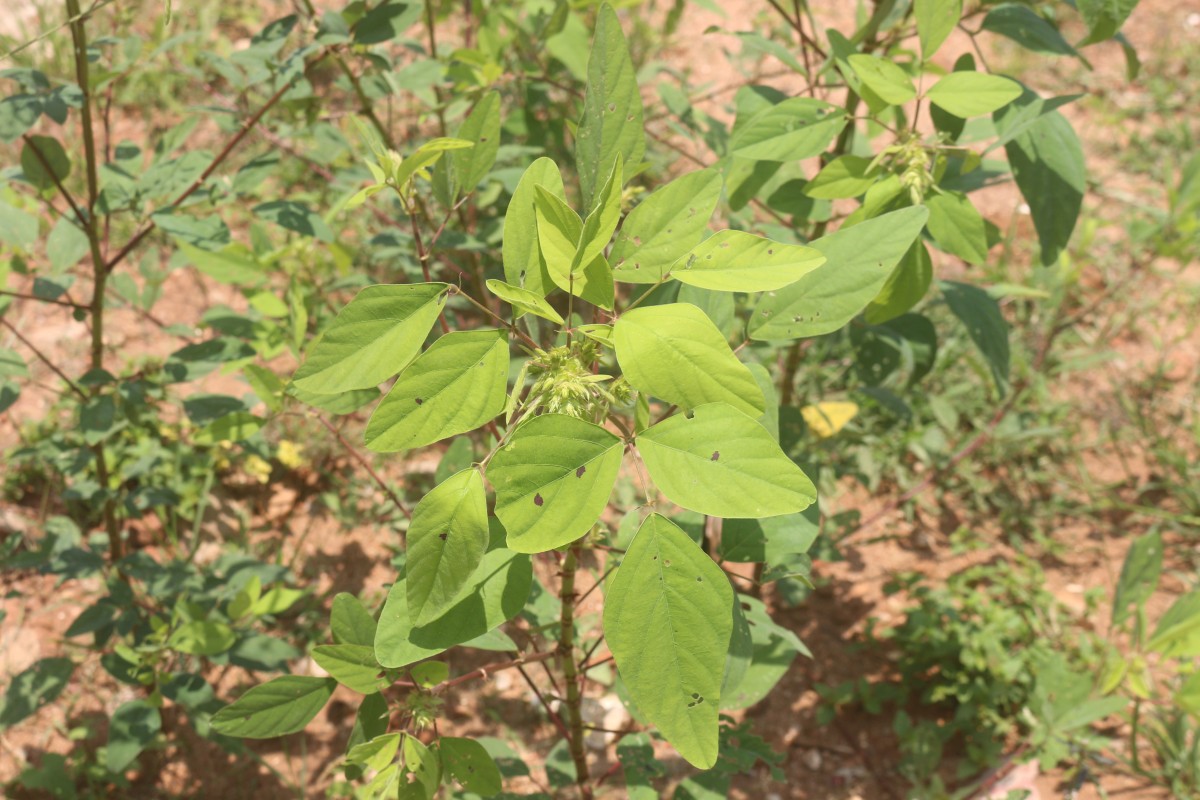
415, 398, 423, 405
664, 559, 671, 567
696, 576, 703, 582
711, 451, 720, 461
438, 533, 448, 541
534, 493, 544, 506
576, 466, 586, 478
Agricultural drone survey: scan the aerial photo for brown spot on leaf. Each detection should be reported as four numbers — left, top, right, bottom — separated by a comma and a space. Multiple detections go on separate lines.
438, 533, 447, 541
415, 398, 423, 405
534, 493, 544, 507
710, 451, 720, 461
576, 466, 586, 478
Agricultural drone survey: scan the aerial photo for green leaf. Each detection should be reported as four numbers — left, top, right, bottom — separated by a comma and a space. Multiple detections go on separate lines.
982, 4, 1078, 56
0, 658, 74, 729
864, 240, 933, 325
805, 155, 877, 199
723, 596, 808, 709
393, 137, 474, 189
847, 55, 916, 106
346, 732, 402, 773
170, 620, 237, 656
440, 737, 504, 796
107, 700, 161, 772
20, 135, 70, 191
175, 241, 266, 285
1076, 0, 1139, 43
211, 675, 337, 738
192, 412, 265, 445
749, 206, 930, 340
617, 733, 664, 800
611, 168, 723, 284
488, 414, 624, 553
534, 187, 615, 310
671, 231, 825, 292
46, 216, 90, 271
453, 91, 501, 194
914, 0, 962, 59
745, 362, 779, 441
926, 191, 988, 264
926, 72, 1023, 118
402, 734, 442, 798
995, 91, 1085, 266
152, 212, 230, 250
574, 156, 624, 275
485, 279, 564, 324
941, 280, 1010, 395
292, 283, 448, 394
718, 508, 818, 564
0, 95, 42, 142
604, 514, 733, 769
364, 329, 508, 452
406, 469, 490, 625
312, 644, 386, 694
503, 157, 564, 295
0, 199, 38, 250
728, 97, 845, 162
253, 200, 334, 242
576, 2, 645, 210
1111, 531, 1162, 626
332, 593, 378, 647
615, 303, 764, 417
374, 547, 532, 668
1148, 591, 1200, 657
636, 403, 816, 518
354, 1, 423, 44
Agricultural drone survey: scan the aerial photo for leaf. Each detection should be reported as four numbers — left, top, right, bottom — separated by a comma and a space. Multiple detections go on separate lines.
440, 737, 504, 796
611, 168, 723, 284
406, 469, 490, 625
575, 156, 624, 275
211, 675, 337, 738
720, 507, 818, 567
0, 199, 38, 250
0, 658, 74, 729
175, 241, 266, 285
805, 155, 877, 199
636, 403, 816, 518
671, 231, 825, 292
331, 594, 378, 646
0, 95, 42, 142
46, 216, 90, 271
941, 280, 1010, 395
364, 329, 509, 453
374, 548, 532, 667
576, 2, 645, 210
926, 191, 989, 264
453, 91, 501, 193
1148, 592, 1200, 657
20, 135, 70, 191
749, 206, 930, 340
169, 620, 237, 656
503, 157, 564, 295
354, 1, 423, 44
153, 212, 230, 250
604, 514, 733, 769
723, 596, 808, 709
914, 0, 962, 59
487, 414, 624, 553
1076, 0, 1139, 43
534, 187, 615, 310
253, 200, 334, 242
107, 700, 161, 772
847, 55, 916, 106
1111, 531, 1162, 626
615, 303, 764, 416
728, 97, 845, 162
312, 644, 386, 694
617, 732, 664, 800
393, 138, 475, 190
801, 402, 859, 438
981, 4, 1078, 56
926, 72, 1023, 118
192, 412, 265, 445
292, 283, 448, 394
486, 279, 564, 324
864, 241, 933, 325
995, 90, 1086, 266
401, 734, 442, 798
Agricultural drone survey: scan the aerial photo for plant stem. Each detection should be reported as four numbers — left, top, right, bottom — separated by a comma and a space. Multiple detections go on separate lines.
558, 544, 591, 796
1130, 698, 1141, 773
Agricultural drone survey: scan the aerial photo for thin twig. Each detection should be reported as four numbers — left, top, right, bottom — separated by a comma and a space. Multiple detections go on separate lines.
1, 317, 87, 400
313, 413, 412, 524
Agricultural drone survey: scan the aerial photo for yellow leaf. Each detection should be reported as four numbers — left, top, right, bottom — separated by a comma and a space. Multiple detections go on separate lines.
801, 401, 859, 438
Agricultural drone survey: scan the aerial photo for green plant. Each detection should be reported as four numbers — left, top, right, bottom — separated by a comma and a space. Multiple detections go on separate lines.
0, 0, 1151, 795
